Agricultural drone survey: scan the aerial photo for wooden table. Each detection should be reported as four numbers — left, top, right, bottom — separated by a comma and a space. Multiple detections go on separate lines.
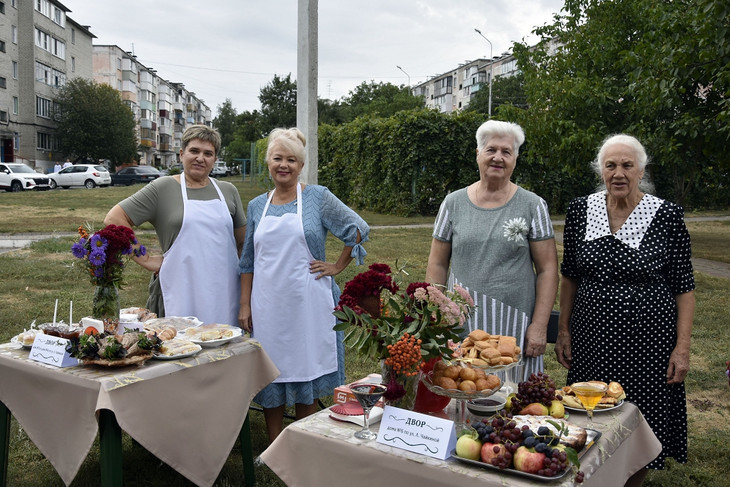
261, 400, 662, 486
0, 337, 279, 487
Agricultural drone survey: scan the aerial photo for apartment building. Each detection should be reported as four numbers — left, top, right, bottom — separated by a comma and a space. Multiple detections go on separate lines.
0, 0, 210, 171
92, 45, 211, 168
0, 0, 94, 171
413, 53, 518, 113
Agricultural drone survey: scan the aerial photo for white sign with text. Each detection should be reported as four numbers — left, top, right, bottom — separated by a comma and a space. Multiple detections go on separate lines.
376, 405, 456, 460
29, 334, 79, 368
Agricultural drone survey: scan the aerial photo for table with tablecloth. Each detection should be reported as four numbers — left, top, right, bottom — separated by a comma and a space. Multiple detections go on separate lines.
0, 337, 279, 487
261, 399, 661, 486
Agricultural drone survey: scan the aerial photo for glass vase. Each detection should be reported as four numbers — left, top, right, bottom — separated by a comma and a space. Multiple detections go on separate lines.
381, 362, 418, 411
92, 284, 120, 325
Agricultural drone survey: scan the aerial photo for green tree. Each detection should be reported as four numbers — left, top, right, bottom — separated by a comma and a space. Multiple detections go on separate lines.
259, 74, 297, 134
341, 81, 424, 121
213, 99, 238, 156
53, 78, 137, 170
466, 72, 527, 115
502, 0, 730, 210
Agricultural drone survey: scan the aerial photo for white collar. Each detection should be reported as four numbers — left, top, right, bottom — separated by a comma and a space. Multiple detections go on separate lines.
585, 191, 662, 249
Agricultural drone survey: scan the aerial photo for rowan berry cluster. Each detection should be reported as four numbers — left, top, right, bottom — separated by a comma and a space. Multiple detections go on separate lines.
384, 333, 423, 376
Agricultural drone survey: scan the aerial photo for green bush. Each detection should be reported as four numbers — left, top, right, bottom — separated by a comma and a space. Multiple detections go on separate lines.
318, 109, 484, 215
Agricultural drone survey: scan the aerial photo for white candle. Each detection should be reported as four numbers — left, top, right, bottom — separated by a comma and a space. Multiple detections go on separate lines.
69, 301, 73, 325
53, 299, 58, 324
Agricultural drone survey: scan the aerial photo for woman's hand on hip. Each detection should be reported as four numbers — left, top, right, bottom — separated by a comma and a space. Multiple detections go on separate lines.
666, 346, 690, 384
309, 260, 343, 279
238, 305, 253, 333
554, 331, 572, 369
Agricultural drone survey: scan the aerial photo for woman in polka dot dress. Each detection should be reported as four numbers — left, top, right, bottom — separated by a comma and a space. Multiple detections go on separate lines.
555, 134, 695, 486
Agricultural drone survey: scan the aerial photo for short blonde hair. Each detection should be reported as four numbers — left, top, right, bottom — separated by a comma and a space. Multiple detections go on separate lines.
266, 128, 306, 163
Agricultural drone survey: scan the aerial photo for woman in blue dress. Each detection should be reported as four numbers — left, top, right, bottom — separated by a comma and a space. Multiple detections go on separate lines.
238, 128, 369, 442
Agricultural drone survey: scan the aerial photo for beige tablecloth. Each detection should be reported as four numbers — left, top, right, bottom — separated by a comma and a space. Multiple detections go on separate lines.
0, 337, 279, 486
261, 400, 661, 486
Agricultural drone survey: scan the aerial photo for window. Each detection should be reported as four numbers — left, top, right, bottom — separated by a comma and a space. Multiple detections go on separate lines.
12, 25, 16, 44
71, 28, 75, 44
0, 2, 5, 14
0, 41, 5, 53
37, 132, 55, 150
36, 96, 52, 118
71, 56, 75, 72
13, 96, 18, 115
35, 62, 52, 84
35, 28, 65, 58
0, 111, 7, 123
0, 77, 6, 89
12, 61, 17, 79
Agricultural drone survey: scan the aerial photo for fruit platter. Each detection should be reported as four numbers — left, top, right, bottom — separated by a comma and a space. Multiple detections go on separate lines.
452, 372, 595, 483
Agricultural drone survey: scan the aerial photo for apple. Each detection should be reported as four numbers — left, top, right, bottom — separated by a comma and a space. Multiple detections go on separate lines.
519, 402, 549, 415
548, 399, 565, 418
455, 433, 482, 460
480, 442, 508, 465
513, 445, 547, 474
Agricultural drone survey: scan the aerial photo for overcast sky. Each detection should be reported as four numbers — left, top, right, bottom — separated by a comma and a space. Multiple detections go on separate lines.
62, 0, 565, 116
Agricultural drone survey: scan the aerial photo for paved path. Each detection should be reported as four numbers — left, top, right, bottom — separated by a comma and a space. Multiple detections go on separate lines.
3, 217, 729, 279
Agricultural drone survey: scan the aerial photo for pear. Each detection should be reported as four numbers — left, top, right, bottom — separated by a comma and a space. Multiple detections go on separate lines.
548, 399, 565, 418
505, 392, 517, 411
519, 402, 550, 415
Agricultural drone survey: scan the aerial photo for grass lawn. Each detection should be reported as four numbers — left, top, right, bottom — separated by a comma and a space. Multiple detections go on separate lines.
0, 183, 729, 486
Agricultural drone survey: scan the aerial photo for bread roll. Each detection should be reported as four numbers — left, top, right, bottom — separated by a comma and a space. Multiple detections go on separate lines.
498, 335, 517, 356
480, 347, 500, 362
607, 381, 626, 400
468, 330, 490, 341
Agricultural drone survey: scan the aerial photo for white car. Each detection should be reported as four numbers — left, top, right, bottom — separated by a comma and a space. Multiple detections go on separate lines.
49, 164, 112, 189
211, 161, 230, 177
0, 163, 52, 192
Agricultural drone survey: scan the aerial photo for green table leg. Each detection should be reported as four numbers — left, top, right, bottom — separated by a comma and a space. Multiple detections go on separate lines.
0, 401, 9, 487
99, 409, 123, 487
238, 413, 255, 487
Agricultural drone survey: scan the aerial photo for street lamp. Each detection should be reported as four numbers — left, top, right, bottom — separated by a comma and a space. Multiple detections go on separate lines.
474, 28, 493, 117
396, 65, 411, 87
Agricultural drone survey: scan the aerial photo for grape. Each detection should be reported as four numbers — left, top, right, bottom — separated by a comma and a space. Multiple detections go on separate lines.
537, 426, 550, 436
523, 436, 537, 448
535, 442, 547, 453
511, 372, 558, 411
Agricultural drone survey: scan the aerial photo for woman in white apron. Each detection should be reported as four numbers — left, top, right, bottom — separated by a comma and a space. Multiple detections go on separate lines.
105, 125, 245, 323
238, 128, 369, 443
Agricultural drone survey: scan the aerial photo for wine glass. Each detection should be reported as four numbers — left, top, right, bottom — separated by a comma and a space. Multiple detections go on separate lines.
350, 383, 387, 440
570, 381, 607, 428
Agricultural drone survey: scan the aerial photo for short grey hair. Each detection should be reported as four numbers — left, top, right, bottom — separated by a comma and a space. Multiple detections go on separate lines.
476, 120, 525, 155
266, 128, 306, 163
592, 134, 654, 193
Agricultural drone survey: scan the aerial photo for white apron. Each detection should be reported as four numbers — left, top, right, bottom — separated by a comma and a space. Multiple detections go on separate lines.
251, 184, 337, 383
159, 172, 240, 325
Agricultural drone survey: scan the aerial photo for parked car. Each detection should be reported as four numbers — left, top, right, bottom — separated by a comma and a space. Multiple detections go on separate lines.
211, 161, 230, 177
111, 166, 161, 186
0, 163, 52, 192
48, 164, 111, 189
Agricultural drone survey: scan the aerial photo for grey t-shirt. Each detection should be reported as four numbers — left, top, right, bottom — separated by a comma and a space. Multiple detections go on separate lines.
119, 176, 245, 253
118, 175, 245, 315
432, 186, 554, 379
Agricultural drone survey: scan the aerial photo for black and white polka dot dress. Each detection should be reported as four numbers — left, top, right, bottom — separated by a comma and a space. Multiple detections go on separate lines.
561, 191, 695, 469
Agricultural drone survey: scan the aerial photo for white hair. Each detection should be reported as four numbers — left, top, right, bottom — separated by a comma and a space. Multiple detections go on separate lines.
475, 120, 525, 155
